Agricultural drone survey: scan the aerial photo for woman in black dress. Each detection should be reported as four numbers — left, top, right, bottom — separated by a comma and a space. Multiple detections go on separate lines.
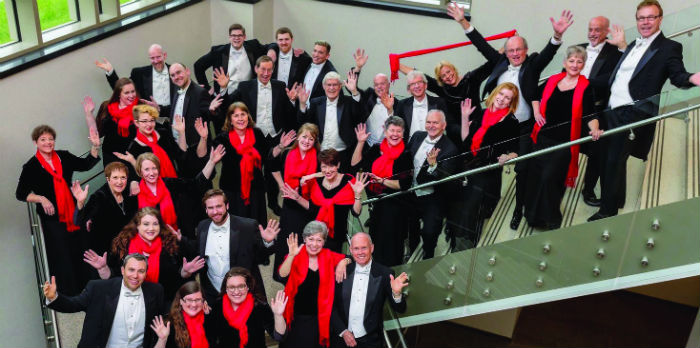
214, 102, 270, 226
455, 82, 521, 250
150, 281, 216, 348
90, 78, 139, 167
282, 149, 369, 253
350, 116, 413, 266
525, 46, 602, 230
207, 267, 287, 348
269, 123, 319, 282
16, 124, 101, 295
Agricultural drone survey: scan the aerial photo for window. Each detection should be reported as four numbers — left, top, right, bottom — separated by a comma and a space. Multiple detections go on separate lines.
0, 0, 18, 46
37, 0, 79, 31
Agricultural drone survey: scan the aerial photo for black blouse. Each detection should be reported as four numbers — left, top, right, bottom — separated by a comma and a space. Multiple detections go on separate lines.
463, 112, 520, 167
308, 174, 359, 240
425, 62, 493, 119
126, 126, 188, 180
209, 300, 284, 348
537, 86, 596, 143
352, 145, 413, 197
16, 150, 100, 221
294, 268, 319, 315
101, 115, 136, 160
213, 128, 270, 194
77, 183, 138, 254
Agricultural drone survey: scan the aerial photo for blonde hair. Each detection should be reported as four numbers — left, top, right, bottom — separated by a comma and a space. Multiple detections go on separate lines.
485, 82, 519, 115
132, 104, 159, 120
135, 152, 160, 177
433, 61, 459, 86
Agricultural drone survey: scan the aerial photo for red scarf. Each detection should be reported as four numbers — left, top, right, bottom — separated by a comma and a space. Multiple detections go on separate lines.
182, 310, 209, 348
283, 246, 345, 347
108, 99, 138, 137
35, 151, 80, 231
135, 130, 177, 178
530, 72, 589, 187
222, 293, 254, 348
137, 178, 178, 229
284, 147, 317, 198
471, 107, 510, 155
128, 235, 161, 283
229, 128, 262, 205
309, 175, 356, 238
370, 139, 405, 194
389, 30, 517, 81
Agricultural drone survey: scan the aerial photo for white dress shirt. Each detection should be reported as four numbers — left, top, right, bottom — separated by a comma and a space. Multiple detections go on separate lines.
277, 50, 293, 86
412, 134, 441, 196
227, 46, 253, 94
497, 65, 532, 123
409, 97, 429, 136
303, 62, 325, 96
347, 260, 372, 338
366, 99, 389, 146
106, 282, 146, 348
152, 67, 171, 106
172, 82, 190, 141
321, 98, 346, 151
205, 214, 231, 292
581, 42, 605, 78
256, 81, 277, 137
609, 30, 662, 109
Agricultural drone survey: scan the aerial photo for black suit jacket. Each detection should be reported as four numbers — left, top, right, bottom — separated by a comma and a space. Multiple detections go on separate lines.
304, 60, 338, 100
48, 277, 164, 348
577, 42, 622, 110
394, 95, 449, 141
169, 82, 212, 146
407, 131, 460, 195
298, 95, 362, 151
268, 44, 313, 87
195, 214, 274, 300
106, 65, 177, 103
221, 79, 297, 133
330, 261, 406, 345
194, 40, 269, 93
608, 32, 694, 159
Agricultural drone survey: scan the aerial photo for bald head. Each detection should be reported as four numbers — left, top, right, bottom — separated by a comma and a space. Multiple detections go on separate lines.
588, 16, 610, 46
350, 232, 374, 266
373, 73, 390, 97
147, 44, 167, 72
505, 36, 528, 67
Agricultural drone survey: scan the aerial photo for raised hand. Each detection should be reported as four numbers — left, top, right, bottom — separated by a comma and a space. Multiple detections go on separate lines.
173, 114, 186, 135
426, 148, 441, 166
209, 94, 223, 112
354, 123, 370, 143
380, 92, 395, 111
344, 70, 358, 94
266, 48, 278, 62
287, 233, 301, 256
71, 180, 89, 205
113, 151, 135, 166
210, 144, 226, 164
350, 172, 370, 196
293, 48, 304, 57
94, 58, 113, 73
150, 315, 171, 341
194, 117, 208, 139
286, 82, 299, 101
89, 127, 101, 147
550, 10, 574, 38
182, 256, 206, 276
82, 96, 95, 115
43, 276, 57, 301
461, 99, 476, 120
269, 290, 288, 316
166, 224, 182, 241
280, 130, 297, 148
352, 48, 368, 70
140, 97, 160, 110
213, 67, 230, 89
83, 249, 107, 270
447, 1, 466, 22
606, 24, 627, 50
130, 180, 140, 196
259, 219, 280, 243
389, 272, 409, 295
297, 84, 311, 106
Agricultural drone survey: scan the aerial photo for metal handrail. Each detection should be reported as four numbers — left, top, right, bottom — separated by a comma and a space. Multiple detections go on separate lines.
363, 102, 700, 205
27, 203, 61, 348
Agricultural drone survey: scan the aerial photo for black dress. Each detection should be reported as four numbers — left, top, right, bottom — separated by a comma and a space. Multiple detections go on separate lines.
209, 299, 284, 348
126, 127, 187, 181
16, 150, 100, 295
454, 113, 519, 248
77, 183, 138, 256
308, 174, 359, 253
281, 269, 320, 348
100, 114, 136, 168
525, 86, 594, 229
214, 128, 270, 226
352, 146, 413, 266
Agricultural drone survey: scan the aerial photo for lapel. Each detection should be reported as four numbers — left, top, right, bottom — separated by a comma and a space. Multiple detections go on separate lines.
318, 98, 327, 136
248, 81, 259, 120
183, 86, 192, 118
143, 67, 154, 99
588, 42, 608, 79
404, 97, 415, 131
342, 263, 356, 318
487, 61, 509, 89
609, 41, 635, 86
364, 263, 382, 321
143, 284, 156, 330
103, 278, 122, 336
288, 55, 298, 85
632, 32, 664, 80
517, 56, 529, 83
228, 214, 241, 266
336, 96, 345, 125
199, 219, 212, 257
244, 42, 255, 71
313, 63, 329, 96
409, 132, 428, 156
271, 83, 281, 122
221, 45, 231, 73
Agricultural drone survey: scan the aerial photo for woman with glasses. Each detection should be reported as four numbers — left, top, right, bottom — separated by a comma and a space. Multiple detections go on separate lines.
209, 267, 288, 347
150, 281, 215, 348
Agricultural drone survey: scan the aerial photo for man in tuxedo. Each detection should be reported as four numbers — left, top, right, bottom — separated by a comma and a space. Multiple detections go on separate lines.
44, 253, 164, 348
391, 70, 449, 142
330, 233, 408, 348
298, 71, 362, 172
463, 9, 574, 230
96, 44, 176, 117
302, 41, 338, 101
169, 63, 212, 147
196, 189, 279, 305
268, 27, 312, 87
577, 16, 623, 206
194, 23, 270, 95
407, 110, 459, 259
349, 72, 393, 147
589, 0, 700, 221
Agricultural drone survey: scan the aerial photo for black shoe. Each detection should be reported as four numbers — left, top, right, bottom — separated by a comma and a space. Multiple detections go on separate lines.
510, 209, 523, 230
587, 212, 610, 222
582, 191, 601, 207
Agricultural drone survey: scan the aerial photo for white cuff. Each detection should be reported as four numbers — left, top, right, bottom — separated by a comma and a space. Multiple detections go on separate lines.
464, 26, 475, 34
45, 294, 58, 305
551, 37, 562, 45
263, 239, 275, 248
427, 163, 438, 173
392, 293, 402, 303
351, 93, 361, 102
106, 69, 114, 76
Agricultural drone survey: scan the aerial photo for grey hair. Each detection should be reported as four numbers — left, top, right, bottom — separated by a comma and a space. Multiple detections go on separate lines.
122, 252, 149, 269
350, 232, 373, 246
322, 71, 342, 85
302, 221, 329, 240
384, 116, 405, 131
406, 70, 427, 85
566, 45, 588, 61
504, 36, 528, 50
427, 109, 447, 123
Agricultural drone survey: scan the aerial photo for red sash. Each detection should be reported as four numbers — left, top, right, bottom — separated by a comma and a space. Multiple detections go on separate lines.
284, 147, 317, 198
370, 139, 405, 194
470, 107, 510, 155
135, 130, 177, 178
309, 176, 356, 238
108, 99, 138, 137
137, 178, 178, 229
127, 235, 162, 283
182, 310, 209, 348
35, 151, 79, 231
229, 128, 262, 204
222, 293, 254, 348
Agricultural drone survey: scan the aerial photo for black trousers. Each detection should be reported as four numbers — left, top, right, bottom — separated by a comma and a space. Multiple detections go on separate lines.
599, 106, 637, 215
514, 119, 534, 211
416, 192, 444, 259
582, 140, 601, 195
263, 134, 283, 212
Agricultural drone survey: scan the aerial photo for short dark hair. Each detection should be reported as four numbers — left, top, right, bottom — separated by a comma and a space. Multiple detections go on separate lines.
637, 0, 663, 16
314, 41, 331, 54
256, 55, 274, 68
122, 253, 149, 269
319, 148, 340, 167
104, 161, 129, 178
202, 188, 228, 206
228, 23, 245, 35
31, 125, 56, 141
276, 27, 293, 39
384, 116, 405, 131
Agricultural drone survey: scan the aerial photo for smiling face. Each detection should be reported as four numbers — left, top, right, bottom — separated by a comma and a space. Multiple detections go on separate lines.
492, 87, 514, 111
304, 232, 325, 256
229, 29, 246, 50
408, 75, 427, 99
350, 234, 374, 266
323, 77, 341, 100
119, 83, 137, 106
564, 54, 585, 77
140, 159, 160, 185
425, 111, 446, 138
384, 124, 404, 147
438, 66, 458, 87
148, 45, 167, 72
135, 112, 156, 135
107, 169, 128, 195
311, 44, 329, 65
373, 75, 390, 97
256, 61, 274, 85
180, 291, 204, 317
276, 32, 293, 54
505, 37, 528, 67
588, 17, 610, 46
225, 275, 249, 305
320, 162, 339, 182
34, 132, 55, 155
297, 130, 316, 152
169, 64, 190, 89
137, 213, 160, 243
636, 5, 662, 38
204, 195, 228, 225
230, 107, 250, 131
121, 257, 147, 291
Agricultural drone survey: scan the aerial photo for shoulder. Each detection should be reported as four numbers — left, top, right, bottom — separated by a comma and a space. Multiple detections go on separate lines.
230, 214, 258, 231
371, 261, 393, 277
310, 96, 326, 106
142, 281, 165, 297
21, 156, 40, 169
252, 127, 265, 138
132, 66, 151, 75
325, 60, 337, 72
211, 44, 229, 52
271, 80, 286, 89
197, 218, 213, 231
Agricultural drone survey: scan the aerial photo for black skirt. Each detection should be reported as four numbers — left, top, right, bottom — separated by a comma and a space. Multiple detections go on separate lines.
524, 136, 571, 229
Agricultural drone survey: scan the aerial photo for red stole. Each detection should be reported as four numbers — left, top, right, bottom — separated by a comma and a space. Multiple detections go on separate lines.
229, 128, 262, 205
135, 130, 177, 178
284, 147, 317, 198
283, 246, 345, 347
470, 107, 510, 155
369, 139, 405, 194
35, 151, 80, 231
222, 293, 254, 348
182, 310, 209, 348
309, 175, 356, 238
108, 99, 138, 137
137, 178, 178, 229
127, 235, 162, 283
530, 72, 589, 187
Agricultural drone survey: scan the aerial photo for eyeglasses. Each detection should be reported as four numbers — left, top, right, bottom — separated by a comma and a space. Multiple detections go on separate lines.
182, 298, 203, 304
226, 284, 248, 292
229, 34, 245, 38
136, 120, 156, 124
636, 15, 660, 22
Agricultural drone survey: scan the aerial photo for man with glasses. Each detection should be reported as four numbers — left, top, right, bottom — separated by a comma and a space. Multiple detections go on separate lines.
392, 70, 449, 142
44, 253, 165, 348
589, 0, 700, 221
